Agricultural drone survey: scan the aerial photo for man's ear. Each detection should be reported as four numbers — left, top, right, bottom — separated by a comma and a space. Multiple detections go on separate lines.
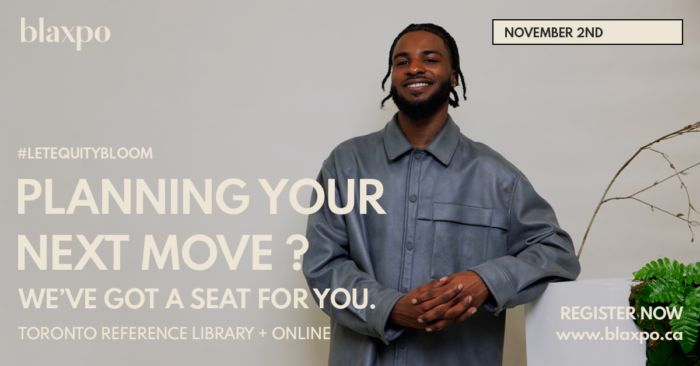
451, 70, 457, 87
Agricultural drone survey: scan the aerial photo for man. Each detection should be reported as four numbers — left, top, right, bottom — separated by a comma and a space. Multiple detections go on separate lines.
303, 23, 580, 365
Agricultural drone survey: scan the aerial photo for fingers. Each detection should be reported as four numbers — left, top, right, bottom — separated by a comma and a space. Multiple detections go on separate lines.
409, 277, 448, 304
451, 306, 478, 324
417, 302, 451, 326
410, 277, 448, 305
424, 318, 452, 332
442, 296, 472, 319
413, 284, 462, 312
424, 305, 478, 332
433, 276, 449, 287
418, 277, 448, 291
412, 282, 460, 305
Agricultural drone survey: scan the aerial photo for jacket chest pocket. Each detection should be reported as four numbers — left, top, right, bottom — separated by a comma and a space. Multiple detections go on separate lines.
430, 203, 508, 279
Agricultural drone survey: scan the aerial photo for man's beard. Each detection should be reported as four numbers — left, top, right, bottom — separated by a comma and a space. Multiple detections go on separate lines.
391, 80, 452, 123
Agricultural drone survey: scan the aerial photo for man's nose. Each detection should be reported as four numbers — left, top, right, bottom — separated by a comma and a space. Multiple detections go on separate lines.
407, 61, 425, 75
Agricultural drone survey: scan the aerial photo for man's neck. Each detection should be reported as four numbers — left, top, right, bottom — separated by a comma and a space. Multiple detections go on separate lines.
396, 103, 449, 148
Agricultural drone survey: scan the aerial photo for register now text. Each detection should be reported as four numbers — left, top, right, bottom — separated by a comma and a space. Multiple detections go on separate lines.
561, 305, 683, 320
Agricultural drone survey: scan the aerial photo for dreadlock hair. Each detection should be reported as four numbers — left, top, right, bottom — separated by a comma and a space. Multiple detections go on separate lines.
380, 23, 467, 109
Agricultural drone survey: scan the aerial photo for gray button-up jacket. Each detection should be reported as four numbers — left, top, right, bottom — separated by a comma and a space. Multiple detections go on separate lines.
303, 114, 580, 366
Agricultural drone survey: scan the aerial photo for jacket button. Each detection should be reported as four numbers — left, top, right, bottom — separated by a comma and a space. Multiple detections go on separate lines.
409, 195, 417, 202
406, 243, 413, 251
399, 341, 407, 349
414, 153, 422, 160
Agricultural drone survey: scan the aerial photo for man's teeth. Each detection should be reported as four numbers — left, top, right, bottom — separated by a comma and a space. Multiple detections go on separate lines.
408, 83, 428, 87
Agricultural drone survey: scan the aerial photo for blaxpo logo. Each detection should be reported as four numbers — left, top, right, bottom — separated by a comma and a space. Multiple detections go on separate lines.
20, 18, 110, 51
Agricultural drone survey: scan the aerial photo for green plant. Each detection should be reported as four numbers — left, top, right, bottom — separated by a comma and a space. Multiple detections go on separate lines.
631, 258, 700, 365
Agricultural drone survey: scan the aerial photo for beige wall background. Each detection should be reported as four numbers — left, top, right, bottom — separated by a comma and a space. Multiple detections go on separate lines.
1, 1, 699, 365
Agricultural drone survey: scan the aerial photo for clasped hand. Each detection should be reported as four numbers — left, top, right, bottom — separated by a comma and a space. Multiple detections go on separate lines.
388, 271, 491, 332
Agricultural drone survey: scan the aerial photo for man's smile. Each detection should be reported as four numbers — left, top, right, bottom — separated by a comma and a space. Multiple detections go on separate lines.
403, 79, 434, 93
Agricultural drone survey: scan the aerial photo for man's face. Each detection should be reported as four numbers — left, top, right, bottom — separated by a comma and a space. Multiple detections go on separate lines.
390, 31, 457, 120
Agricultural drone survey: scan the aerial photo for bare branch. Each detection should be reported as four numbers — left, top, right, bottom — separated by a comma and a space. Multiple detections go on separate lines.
627, 161, 700, 198
648, 148, 695, 242
628, 197, 691, 223
578, 121, 700, 259
600, 196, 695, 225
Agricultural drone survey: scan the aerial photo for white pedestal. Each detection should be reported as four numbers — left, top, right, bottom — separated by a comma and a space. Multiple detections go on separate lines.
524, 278, 646, 365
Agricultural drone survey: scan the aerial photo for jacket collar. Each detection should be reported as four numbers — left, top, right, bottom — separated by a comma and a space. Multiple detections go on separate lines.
384, 113, 460, 166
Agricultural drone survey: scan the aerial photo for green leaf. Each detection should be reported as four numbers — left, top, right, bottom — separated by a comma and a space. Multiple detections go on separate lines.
684, 287, 700, 307
646, 278, 684, 304
691, 203, 699, 215
680, 263, 686, 280
635, 258, 684, 281
670, 303, 700, 353
685, 263, 700, 285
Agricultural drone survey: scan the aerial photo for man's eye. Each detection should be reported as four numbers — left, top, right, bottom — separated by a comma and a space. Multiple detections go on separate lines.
425, 59, 437, 63
396, 61, 409, 66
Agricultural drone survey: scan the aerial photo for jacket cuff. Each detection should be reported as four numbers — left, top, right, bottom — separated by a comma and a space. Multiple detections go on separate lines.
369, 288, 405, 345
469, 259, 515, 316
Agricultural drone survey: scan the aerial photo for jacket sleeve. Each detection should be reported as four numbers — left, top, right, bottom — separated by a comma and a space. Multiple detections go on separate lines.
302, 164, 406, 345
469, 172, 581, 315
